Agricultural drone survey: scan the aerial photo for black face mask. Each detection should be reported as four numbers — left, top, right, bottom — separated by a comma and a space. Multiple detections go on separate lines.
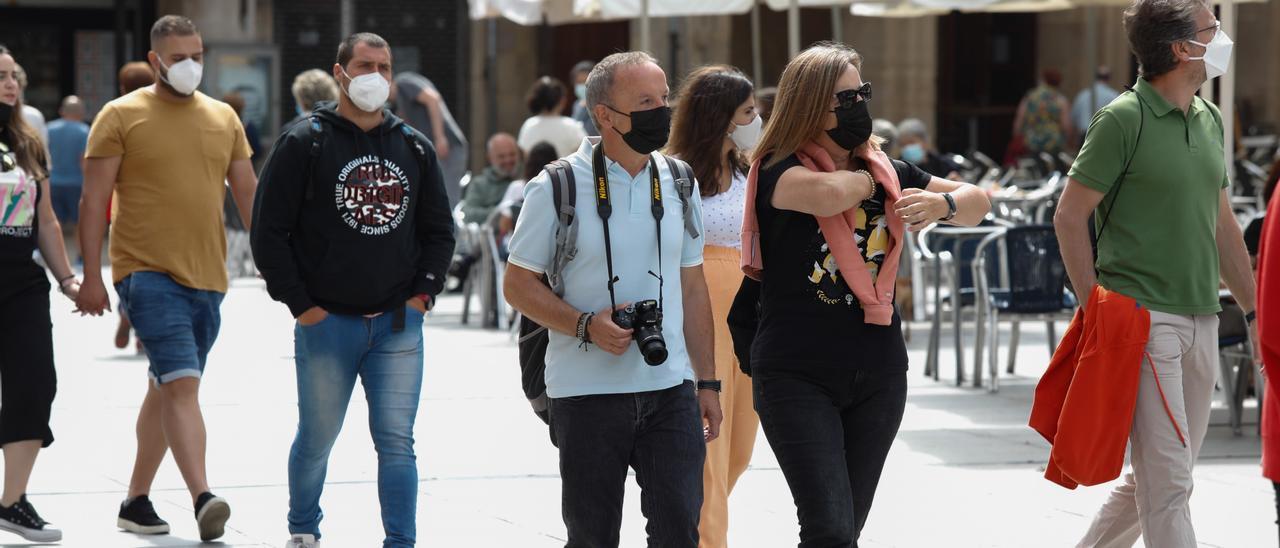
607, 104, 671, 155
0, 102, 12, 128
826, 99, 873, 151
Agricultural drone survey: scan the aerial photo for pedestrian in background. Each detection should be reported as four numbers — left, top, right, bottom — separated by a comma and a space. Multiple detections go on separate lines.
570, 60, 598, 136
1070, 66, 1122, 144
666, 64, 760, 548
46, 95, 89, 262
1013, 68, 1073, 157
517, 76, 586, 158
286, 68, 340, 130
392, 71, 469, 208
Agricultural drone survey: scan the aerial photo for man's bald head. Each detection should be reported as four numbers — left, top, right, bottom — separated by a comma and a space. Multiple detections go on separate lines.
59, 96, 85, 121
486, 133, 520, 178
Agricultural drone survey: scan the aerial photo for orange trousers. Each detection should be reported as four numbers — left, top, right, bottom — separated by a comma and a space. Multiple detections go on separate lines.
698, 246, 759, 548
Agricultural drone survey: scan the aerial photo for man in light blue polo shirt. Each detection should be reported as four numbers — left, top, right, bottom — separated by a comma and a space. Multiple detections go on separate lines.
504, 51, 722, 548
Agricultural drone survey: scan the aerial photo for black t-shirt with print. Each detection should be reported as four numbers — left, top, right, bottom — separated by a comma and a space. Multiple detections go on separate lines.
751, 153, 932, 373
0, 128, 49, 302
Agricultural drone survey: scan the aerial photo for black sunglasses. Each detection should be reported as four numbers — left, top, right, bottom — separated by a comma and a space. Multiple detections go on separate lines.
833, 83, 873, 110
0, 141, 13, 173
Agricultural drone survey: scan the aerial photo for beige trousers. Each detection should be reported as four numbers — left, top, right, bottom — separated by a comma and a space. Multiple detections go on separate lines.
1077, 310, 1219, 548
698, 246, 759, 548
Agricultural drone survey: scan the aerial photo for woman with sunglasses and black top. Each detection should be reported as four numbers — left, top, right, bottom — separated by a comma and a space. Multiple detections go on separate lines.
745, 43, 988, 546
0, 45, 78, 543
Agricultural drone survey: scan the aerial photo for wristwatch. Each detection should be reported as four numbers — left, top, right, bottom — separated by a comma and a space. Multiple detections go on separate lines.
414, 294, 433, 311
1245, 310, 1256, 325
941, 192, 958, 221
696, 380, 722, 393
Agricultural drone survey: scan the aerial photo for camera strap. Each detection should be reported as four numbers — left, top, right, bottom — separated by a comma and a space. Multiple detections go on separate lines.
592, 143, 665, 313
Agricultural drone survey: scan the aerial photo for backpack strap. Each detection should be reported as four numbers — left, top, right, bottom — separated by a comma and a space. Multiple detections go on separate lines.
662, 155, 700, 240
545, 159, 577, 297
400, 124, 427, 163
304, 116, 325, 201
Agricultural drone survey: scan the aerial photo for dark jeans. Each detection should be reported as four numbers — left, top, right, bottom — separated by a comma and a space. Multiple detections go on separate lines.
753, 367, 908, 548
550, 380, 705, 548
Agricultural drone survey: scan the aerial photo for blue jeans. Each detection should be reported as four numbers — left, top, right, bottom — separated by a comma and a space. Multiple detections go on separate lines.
288, 307, 425, 547
115, 271, 224, 385
550, 381, 705, 548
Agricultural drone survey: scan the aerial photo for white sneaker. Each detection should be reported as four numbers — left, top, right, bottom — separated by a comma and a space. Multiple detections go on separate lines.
285, 533, 321, 548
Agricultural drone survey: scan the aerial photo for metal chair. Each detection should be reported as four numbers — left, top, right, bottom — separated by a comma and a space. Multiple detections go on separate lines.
972, 225, 1077, 392
918, 222, 1006, 385
459, 222, 488, 325
1218, 298, 1262, 436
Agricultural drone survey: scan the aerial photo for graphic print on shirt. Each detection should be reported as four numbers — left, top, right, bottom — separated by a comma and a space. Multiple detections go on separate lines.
335, 155, 411, 236
804, 196, 889, 307
0, 168, 36, 239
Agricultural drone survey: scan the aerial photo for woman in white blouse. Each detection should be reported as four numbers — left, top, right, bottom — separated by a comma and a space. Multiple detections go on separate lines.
516, 76, 586, 158
665, 64, 760, 548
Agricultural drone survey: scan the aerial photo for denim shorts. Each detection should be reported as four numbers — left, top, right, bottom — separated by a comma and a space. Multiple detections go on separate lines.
116, 271, 225, 385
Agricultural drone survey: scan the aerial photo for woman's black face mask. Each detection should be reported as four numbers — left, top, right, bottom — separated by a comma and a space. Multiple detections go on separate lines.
825, 83, 873, 151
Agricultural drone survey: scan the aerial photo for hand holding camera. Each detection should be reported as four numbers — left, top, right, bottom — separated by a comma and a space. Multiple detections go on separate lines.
589, 303, 634, 356
612, 300, 668, 366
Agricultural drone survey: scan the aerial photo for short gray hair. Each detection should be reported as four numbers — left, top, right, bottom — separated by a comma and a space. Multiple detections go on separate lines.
291, 69, 339, 111
872, 119, 898, 146
898, 118, 929, 142
1124, 0, 1205, 79
584, 51, 658, 126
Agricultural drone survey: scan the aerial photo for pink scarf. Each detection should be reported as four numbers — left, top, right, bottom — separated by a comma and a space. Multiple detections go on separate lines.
740, 142, 905, 325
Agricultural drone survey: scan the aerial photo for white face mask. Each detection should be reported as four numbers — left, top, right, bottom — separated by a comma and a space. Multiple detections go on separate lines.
158, 58, 202, 96
341, 68, 390, 113
1188, 27, 1233, 81
730, 114, 762, 151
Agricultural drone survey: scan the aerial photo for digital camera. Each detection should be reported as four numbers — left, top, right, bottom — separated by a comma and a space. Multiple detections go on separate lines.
612, 300, 667, 366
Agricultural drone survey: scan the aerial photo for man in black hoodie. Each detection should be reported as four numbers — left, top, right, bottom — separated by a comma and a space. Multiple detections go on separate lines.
250, 33, 454, 548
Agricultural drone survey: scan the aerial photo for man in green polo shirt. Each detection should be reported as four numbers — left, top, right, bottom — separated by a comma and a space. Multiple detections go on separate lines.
1053, 0, 1257, 546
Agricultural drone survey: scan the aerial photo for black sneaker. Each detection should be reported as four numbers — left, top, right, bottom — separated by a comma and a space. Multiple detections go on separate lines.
0, 495, 62, 542
194, 491, 230, 541
118, 494, 170, 535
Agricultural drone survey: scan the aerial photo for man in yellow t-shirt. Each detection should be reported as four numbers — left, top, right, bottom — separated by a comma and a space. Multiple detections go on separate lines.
75, 15, 257, 543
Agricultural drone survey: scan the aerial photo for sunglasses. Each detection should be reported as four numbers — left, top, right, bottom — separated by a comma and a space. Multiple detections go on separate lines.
833, 82, 873, 111
0, 141, 13, 173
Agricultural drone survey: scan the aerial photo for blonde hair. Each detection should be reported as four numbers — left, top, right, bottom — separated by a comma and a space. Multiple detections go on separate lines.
753, 42, 881, 169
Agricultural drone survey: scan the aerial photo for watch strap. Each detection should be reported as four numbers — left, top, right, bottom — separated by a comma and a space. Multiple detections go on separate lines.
696, 379, 722, 392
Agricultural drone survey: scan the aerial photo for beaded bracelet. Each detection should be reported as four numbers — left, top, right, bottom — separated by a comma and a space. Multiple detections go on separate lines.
853, 169, 876, 200
576, 312, 595, 343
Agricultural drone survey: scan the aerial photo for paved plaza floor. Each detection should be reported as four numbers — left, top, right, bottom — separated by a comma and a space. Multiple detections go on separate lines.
8, 276, 1272, 547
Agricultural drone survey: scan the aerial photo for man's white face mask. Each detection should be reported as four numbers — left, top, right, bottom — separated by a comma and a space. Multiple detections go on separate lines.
1187, 23, 1234, 81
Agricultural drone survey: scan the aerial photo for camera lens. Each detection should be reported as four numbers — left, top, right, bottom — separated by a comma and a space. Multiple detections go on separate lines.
637, 329, 667, 366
